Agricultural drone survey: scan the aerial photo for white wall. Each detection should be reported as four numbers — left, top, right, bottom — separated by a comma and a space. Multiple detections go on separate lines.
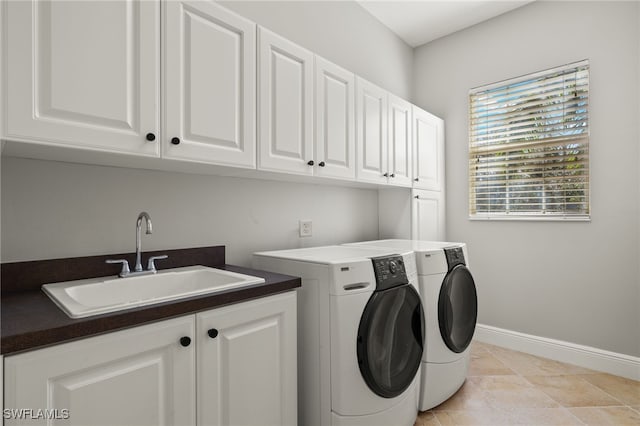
1, 158, 378, 266
1, 1, 414, 267
414, 1, 640, 357
378, 187, 412, 239
219, 0, 414, 99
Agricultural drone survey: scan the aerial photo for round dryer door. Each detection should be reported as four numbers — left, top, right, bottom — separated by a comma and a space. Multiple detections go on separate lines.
438, 265, 478, 353
356, 284, 424, 398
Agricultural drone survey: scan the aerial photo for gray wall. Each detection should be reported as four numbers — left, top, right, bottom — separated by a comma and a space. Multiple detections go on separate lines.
1, 158, 378, 266
1, 1, 414, 266
220, 0, 414, 99
413, 1, 640, 357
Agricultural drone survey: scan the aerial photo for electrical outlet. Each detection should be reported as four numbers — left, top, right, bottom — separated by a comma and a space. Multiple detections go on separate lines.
299, 220, 312, 237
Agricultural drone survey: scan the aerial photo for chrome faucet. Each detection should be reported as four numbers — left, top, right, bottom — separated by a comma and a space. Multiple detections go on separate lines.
135, 212, 153, 272
105, 211, 168, 278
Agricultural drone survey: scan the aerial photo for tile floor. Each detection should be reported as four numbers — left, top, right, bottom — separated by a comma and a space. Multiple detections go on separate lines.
415, 341, 640, 425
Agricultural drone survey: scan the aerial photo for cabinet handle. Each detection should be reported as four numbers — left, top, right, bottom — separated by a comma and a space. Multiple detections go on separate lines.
146, 133, 156, 142
318, 161, 325, 167
307, 160, 314, 166
390, 173, 396, 178
383, 172, 389, 177
171, 137, 181, 145
414, 195, 420, 199
414, 178, 419, 182
179, 336, 191, 347
207, 328, 219, 339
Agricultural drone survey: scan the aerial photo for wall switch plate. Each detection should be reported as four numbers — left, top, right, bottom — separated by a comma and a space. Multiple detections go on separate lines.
299, 220, 312, 237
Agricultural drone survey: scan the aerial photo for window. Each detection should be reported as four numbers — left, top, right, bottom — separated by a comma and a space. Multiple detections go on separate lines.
469, 60, 590, 220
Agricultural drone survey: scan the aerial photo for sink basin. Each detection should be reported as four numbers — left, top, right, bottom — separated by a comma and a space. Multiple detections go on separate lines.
42, 266, 266, 318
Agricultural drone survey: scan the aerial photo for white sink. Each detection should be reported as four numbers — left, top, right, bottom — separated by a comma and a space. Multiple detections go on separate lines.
42, 265, 266, 318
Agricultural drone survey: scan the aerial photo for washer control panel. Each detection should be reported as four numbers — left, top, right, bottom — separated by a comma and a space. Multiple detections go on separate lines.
444, 247, 466, 271
371, 255, 408, 291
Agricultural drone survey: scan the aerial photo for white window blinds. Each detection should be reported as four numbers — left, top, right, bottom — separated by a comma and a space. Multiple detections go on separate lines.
469, 60, 590, 219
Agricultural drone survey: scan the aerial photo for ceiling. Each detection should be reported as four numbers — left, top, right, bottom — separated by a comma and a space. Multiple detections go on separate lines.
357, 0, 535, 47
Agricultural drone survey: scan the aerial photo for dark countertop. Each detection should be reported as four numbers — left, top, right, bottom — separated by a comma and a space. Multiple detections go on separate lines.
1, 247, 301, 355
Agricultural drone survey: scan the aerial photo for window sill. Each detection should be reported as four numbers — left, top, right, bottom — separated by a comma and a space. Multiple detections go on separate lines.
469, 215, 591, 222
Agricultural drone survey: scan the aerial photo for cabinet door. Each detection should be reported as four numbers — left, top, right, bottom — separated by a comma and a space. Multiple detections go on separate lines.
413, 107, 445, 191
388, 94, 413, 187
356, 78, 388, 184
315, 56, 356, 180
1, 355, 3, 421
3, 0, 159, 156
197, 292, 297, 426
163, 1, 256, 168
412, 189, 445, 241
258, 28, 314, 175
4, 316, 195, 426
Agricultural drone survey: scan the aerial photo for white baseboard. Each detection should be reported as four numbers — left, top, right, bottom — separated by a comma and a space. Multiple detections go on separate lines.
474, 324, 640, 381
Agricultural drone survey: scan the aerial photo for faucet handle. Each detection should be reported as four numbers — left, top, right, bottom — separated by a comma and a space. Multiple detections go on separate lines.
147, 255, 168, 273
106, 259, 131, 277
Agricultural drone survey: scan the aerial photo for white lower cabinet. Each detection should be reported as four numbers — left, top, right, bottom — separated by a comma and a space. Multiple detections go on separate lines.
1, 355, 3, 421
4, 316, 196, 426
412, 189, 445, 241
197, 292, 297, 426
3, 292, 297, 426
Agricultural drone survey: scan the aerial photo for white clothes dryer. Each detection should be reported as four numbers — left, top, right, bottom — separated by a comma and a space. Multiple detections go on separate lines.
345, 240, 478, 411
253, 245, 423, 426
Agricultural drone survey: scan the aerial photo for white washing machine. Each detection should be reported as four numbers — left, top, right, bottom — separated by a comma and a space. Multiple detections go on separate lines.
253, 245, 423, 426
345, 240, 478, 411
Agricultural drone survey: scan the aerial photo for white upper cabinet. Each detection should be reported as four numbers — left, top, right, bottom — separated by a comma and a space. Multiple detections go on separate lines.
314, 56, 356, 180
413, 106, 445, 191
163, 1, 256, 168
4, 316, 196, 426
3, 0, 160, 156
387, 94, 413, 187
258, 27, 314, 175
356, 79, 412, 187
356, 77, 388, 184
2, 1, 446, 191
